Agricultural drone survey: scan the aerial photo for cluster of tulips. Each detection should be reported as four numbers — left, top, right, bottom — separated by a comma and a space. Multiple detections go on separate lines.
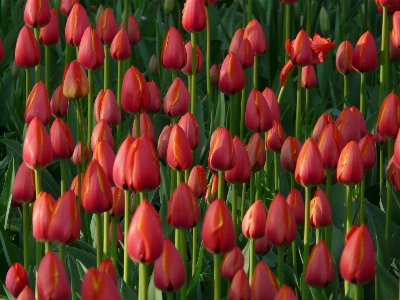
1, 0, 400, 299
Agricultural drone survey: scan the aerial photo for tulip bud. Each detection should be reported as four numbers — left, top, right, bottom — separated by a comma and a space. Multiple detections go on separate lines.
245, 88, 272, 132
32, 192, 55, 241
94, 89, 121, 126
280, 136, 302, 173
236, 38, 255, 69
376, 0, 397, 7
121, 66, 150, 114
337, 141, 364, 185
244, 19, 267, 55
266, 193, 297, 246
376, 92, 400, 139
350, 106, 368, 138
286, 188, 305, 224
39, 8, 60, 46
154, 238, 185, 292
295, 138, 324, 187
242, 200, 267, 239
393, 128, 400, 166
230, 29, 247, 58
166, 124, 193, 170
16, 286, 35, 300
161, 27, 186, 70
91, 119, 114, 151
266, 120, 285, 151
65, 4, 90, 46
119, 15, 141, 45
108, 220, 124, 247
81, 160, 113, 213
12, 162, 36, 205
178, 112, 200, 149
24, 0, 51, 28
359, 133, 376, 169
254, 222, 272, 255
168, 182, 199, 229
262, 87, 280, 122
202, 198, 236, 253
25, 81, 51, 125
301, 65, 317, 88
246, 133, 266, 172
312, 113, 334, 142
164, 0, 175, 13
187, 165, 207, 198
286, 29, 313, 66
81, 268, 122, 300
392, 12, 400, 48
336, 40, 354, 74
157, 125, 172, 161
96, 8, 118, 45
225, 136, 252, 184
77, 26, 105, 70
93, 140, 116, 184
208, 127, 236, 171
37, 250, 71, 300
147, 81, 161, 113
390, 32, 400, 61
182, 0, 206, 32
109, 186, 125, 217
98, 258, 117, 287
149, 54, 159, 73
182, 41, 204, 74
60, 0, 78, 15
62, 60, 90, 99
132, 112, 156, 144
317, 123, 345, 169
50, 118, 75, 159
127, 200, 164, 263
220, 246, 245, 280
15, 25, 40, 68
50, 85, 69, 118
5, 263, 29, 298
335, 107, 362, 144
310, 189, 332, 228
352, 31, 378, 73
219, 52, 245, 94
229, 270, 251, 300
71, 141, 89, 165
339, 224, 376, 284
210, 63, 220, 85
163, 77, 190, 118
251, 261, 279, 300
387, 156, 400, 191
110, 28, 131, 61
205, 174, 218, 204
274, 285, 297, 300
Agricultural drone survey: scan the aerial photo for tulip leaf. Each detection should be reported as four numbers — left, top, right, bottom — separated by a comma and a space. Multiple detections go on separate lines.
0, 156, 14, 229
159, 163, 173, 238
187, 243, 204, 296
66, 246, 96, 271
213, 91, 226, 131
68, 254, 83, 298
371, 213, 390, 268
377, 263, 398, 299
310, 286, 328, 300
0, 222, 22, 267
2, 284, 16, 300
148, 270, 162, 300
121, 280, 137, 300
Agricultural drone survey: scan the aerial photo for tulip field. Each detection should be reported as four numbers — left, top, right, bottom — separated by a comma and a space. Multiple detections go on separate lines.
2, 0, 400, 299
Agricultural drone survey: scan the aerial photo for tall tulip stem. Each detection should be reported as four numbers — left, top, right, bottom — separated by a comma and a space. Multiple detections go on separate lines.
274, 152, 279, 192
343, 74, 349, 108
23, 204, 30, 270
213, 253, 222, 300
241, 182, 247, 220
305, 88, 310, 138
284, 4, 291, 47
139, 262, 148, 300
306, 0, 312, 35
104, 44, 109, 91
232, 184, 238, 237
302, 186, 311, 300
25, 69, 30, 102
103, 212, 110, 258
65, 42, 71, 66
325, 170, 332, 250
278, 246, 284, 286
116, 60, 122, 147
95, 213, 102, 267
385, 139, 394, 244
249, 239, 255, 282
192, 225, 198, 275
255, 171, 261, 200
218, 170, 224, 200
60, 160, 67, 194
240, 88, 246, 140
34, 27, 40, 83
179, 229, 187, 300
249, 173, 255, 205
45, 46, 50, 90
111, 217, 118, 271
74, 98, 86, 175
379, 7, 389, 105
360, 73, 366, 118
87, 69, 93, 159
59, 244, 66, 266
247, 0, 252, 23
345, 185, 353, 234
190, 32, 197, 116
360, 178, 365, 224
253, 55, 259, 89
296, 68, 302, 139
123, 189, 130, 283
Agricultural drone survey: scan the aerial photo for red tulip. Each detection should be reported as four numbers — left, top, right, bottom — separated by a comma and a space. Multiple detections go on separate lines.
280, 136, 302, 173
37, 250, 71, 300
15, 25, 40, 68
182, 0, 206, 32
336, 40, 354, 74
166, 124, 193, 171
91, 119, 114, 151
205, 174, 218, 204
376, 0, 398, 7
295, 138, 324, 187
339, 224, 376, 284
81, 160, 113, 213
71, 141, 89, 165
94, 89, 121, 126
352, 31, 378, 73
386, 156, 400, 191
132, 112, 156, 144
286, 29, 313, 66
246, 133, 266, 172
65, 4, 90, 46
98, 258, 118, 287
163, 77, 190, 118
119, 15, 141, 45
392, 12, 400, 48
359, 133, 376, 169
317, 123, 345, 169
157, 124, 172, 161
12, 162, 36, 204
25, 81, 51, 125
77, 26, 105, 70
242, 200, 267, 239
208, 127, 236, 171
335, 107, 361, 144
161, 26, 186, 71
121, 66, 150, 114
266, 193, 297, 246
96, 8, 118, 45
251, 261, 279, 300
225, 136, 252, 184
81, 268, 122, 300
147, 81, 162, 113
310, 189, 332, 228
350, 106, 368, 138
60, 0, 78, 15
178, 112, 200, 150
5, 263, 29, 298
310, 33, 335, 64
266, 120, 285, 152
23, 117, 53, 170
220, 246, 245, 280
245, 88, 272, 132
244, 19, 266, 55
50, 118, 75, 159
182, 41, 204, 74
312, 113, 334, 142
393, 128, 400, 166
376, 92, 400, 139
154, 238, 185, 291
305, 239, 334, 287
24, 0, 51, 28
262, 87, 280, 122
16, 286, 35, 300
168, 182, 199, 229
39, 8, 60, 46
229, 270, 251, 300
337, 141, 364, 185
188, 165, 207, 198
375, 127, 388, 145
62, 60, 90, 99
301, 65, 317, 88
50, 85, 69, 118
274, 285, 298, 300
286, 188, 305, 224
127, 200, 164, 263
109, 186, 125, 217
219, 52, 245, 94
202, 198, 235, 253
390, 31, 400, 61
110, 28, 131, 61
126, 135, 161, 192
210, 63, 220, 85
93, 140, 116, 184
254, 222, 272, 255
32, 192, 55, 241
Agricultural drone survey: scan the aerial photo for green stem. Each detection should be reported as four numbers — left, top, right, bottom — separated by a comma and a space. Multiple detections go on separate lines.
124, 0, 129, 32
135, 114, 141, 138
316, 228, 321, 243
343, 74, 349, 108
116, 60, 122, 147
45, 46, 50, 90
190, 32, 197, 116
247, 0, 253, 23
111, 217, 118, 271
218, 170, 224, 200
360, 178, 365, 224
214, 253, 222, 300
103, 212, 110, 258
34, 27, 40, 83
284, 4, 291, 48
167, 292, 174, 300
386, 138, 394, 243
345, 185, 353, 234
25, 69, 30, 101
74, 99, 86, 175
292, 239, 297, 275
379, 7, 389, 105
325, 170, 332, 250
240, 88, 246, 140
95, 213, 102, 267
255, 171, 260, 201
139, 262, 148, 300
104, 44, 109, 91
253, 55, 259, 89
305, 88, 310, 139
249, 173, 255, 205
241, 182, 246, 221
179, 229, 187, 300
360, 72, 366, 118
341, 0, 345, 41
23, 204, 30, 270
45, 242, 50, 254
274, 152, 279, 192
59, 244, 65, 267
232, 184, 238, 238
302, 186, 311, 300
65, 42, 71, 66
296, 67, 302, 139
87, 69, 93, 159
192, 225, 198, 276
249, 239, 255, 282
306, 0, 312, 35
354, 283, 360, 300
278, 246, 284, 286
265, 148, 270, 194
123, 190, 130, 283
60, 160, 67, 194
229, 95, 235, 136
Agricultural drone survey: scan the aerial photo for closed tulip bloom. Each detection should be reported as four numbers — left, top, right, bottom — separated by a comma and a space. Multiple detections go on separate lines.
15, 25, 40, 68
339, 224, 376, 284
109, 186, 125, 217
236, 38, 254, 69
110, 28, 131, 61
255, 222, 272, 255
312, 113, 334, 141
280, 136, 302, 173
376, 0, 398, 7
149, 54, 159, 73
91, 119, 114, 151
182, 41, 204, 74
266, 193, 297, 246
23, 117, 53, 170
62, 60, 90, 99
350, 106, 368, 138
163, 77, 190, 118
229, 270, 251, 300
178, 112, 200, 149
305, 239, 334, 288
359, 133, 376, 169
39, 9, 60, 46
262, 87, 280, 122
390, 32, 400, 61
60, 0, 78, 15
336, 40, 354, 74
24, 0, 51, 28
132, 112, 156, 144
120, 15, 141, 45
121, 66, 150, 115
81, 268, 122, 300
5, 263, 29, 298
310, 189, 332, 228
335, 107, 361, 144
50, 85, 69, 117
295, 138, 324, 187
154, 238, 185, 292
96, 8, 117, 45
266, 120, 285, 152
37, 250, 71, 300
392, 12, 400, 48
337, 141, 364, 185
108, 220, 124, 247
245, 88, 272, 132
376, 92, 400, 139
210, 63, 220, 85
81, 160, 113, 213
245, 133, 266, 172
208, 127, 236, 171
77, 26, 105, 70
93, 140, 116, 184
274, 285, 298, 300
286, 188, 305, 224
375, 127, 388, 145
352, 31, 378, 73
219, 52, 245, 94
168, 182, 199, 229
301, 65, 317, 88
147, 81, 162, 113
65, 4, 90, 46
182, 0, 206, 32
220, 246, 245, 280
94, 89, 121, 126
393, 128, 400, 166
386, 156, 400, 191
188, 165, 207, 198
317, 123, 345, 169
205, 174, 218, 204
166, 124, 193, 170
50, 118, 74, 159
251, 261, 279, 300
16, 286, 35, 300
229, 28, 244, 53
286, 29, 313, 66
127, 200, 164, 263
244, 19, 266, 55
25, 81, 51, 125
242, 200, 267, 239
161, 27, 187, 71
98, 258, 118, 287
32, 192, 55, 241
48, 190, 81, 244
12, 162, 36, 204
126, 135, 161, 192
157, 125, 172, 161
225, 136, 251, 184
71, 141, 89, 165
